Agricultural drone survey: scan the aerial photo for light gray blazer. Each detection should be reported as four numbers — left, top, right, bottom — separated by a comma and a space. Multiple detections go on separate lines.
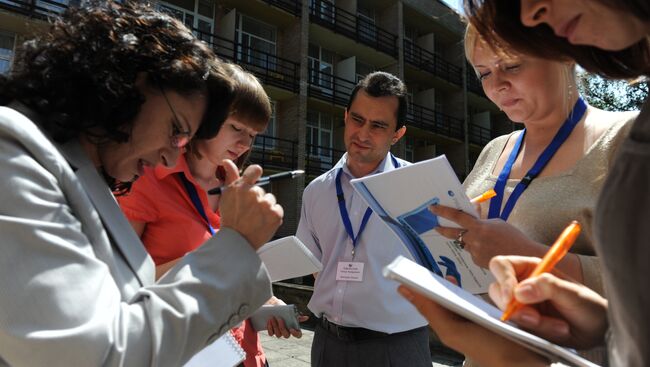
0, 105, 272, 366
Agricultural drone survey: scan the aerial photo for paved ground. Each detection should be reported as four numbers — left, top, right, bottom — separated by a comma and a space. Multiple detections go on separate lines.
260, 328, 462, 367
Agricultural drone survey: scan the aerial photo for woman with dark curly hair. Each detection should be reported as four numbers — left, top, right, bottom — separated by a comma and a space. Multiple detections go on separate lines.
400, 0, 650, 366
0, 1, 282, 366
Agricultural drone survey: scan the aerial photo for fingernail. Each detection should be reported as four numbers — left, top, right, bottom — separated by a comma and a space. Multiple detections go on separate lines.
515, 284, 537, 302
552, 322, 570, 337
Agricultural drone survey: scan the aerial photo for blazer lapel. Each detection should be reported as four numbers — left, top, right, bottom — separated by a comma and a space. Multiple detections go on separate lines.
58, 140, 154, 287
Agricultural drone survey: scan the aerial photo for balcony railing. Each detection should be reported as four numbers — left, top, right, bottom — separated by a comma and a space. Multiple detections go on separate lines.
195, 29, 300, 93
305, 144, 345, 176
467, 67, 485, 96
250, 135, 298, 171
403, 40, 462, 86
406, 103, 464, 140
469, 123, 492, 146
309, 0, 397, 57
308, 68, 356, 106
0, 0, 69, 19
261, 0, 301, 17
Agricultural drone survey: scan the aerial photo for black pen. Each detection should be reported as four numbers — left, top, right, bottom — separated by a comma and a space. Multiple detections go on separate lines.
208, 170, 305, 195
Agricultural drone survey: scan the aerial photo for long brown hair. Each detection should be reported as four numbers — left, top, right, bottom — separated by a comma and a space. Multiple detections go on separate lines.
464, 0, 650, 79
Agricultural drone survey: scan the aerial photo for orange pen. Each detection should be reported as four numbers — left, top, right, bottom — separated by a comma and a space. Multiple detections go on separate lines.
470, 189, 497, 204
500, 220, 581, 321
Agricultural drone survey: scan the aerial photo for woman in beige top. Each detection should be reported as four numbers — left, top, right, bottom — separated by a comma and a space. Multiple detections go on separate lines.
400, 0, 650, 366
429, 24, 636, 299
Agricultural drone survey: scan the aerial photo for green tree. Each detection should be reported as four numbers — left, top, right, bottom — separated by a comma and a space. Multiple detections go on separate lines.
577, 71, 648, 112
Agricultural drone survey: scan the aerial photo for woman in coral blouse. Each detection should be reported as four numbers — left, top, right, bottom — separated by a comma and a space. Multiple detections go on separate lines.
118, 63, 300, 367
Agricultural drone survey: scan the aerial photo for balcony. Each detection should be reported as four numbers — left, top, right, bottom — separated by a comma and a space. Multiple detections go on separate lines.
406, 103, 464, 140
469, 123, 492, 146
261, 0, 301, 17
309, 0, 397, 57
251, 135, 298, 171
307, 68, 356, 106
195, 29, 300, 93
467, 67, 485, 96
0, 0, 69, 19
305, 144, 345, 176
404, 40, 462, 86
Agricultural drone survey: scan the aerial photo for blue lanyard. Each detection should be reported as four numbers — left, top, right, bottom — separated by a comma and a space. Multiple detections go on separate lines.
488, 98, 587, 220
336, 154, 400, 256
178, 172, 215, 236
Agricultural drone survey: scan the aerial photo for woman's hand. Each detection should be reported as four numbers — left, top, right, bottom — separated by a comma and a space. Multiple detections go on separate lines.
219, 160, 283, 250
398, 284, 549, 367
430, 204, 542, 268
264, 296, 309, 339
488, 256, 608, 349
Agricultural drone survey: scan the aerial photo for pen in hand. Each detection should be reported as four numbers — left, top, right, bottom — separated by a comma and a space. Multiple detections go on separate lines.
470, 189, 497, 204
208, 170, 305, 195
500, 220, 581, 321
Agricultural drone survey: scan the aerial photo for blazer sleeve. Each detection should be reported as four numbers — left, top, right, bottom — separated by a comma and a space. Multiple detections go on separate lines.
0, 137, 272, 366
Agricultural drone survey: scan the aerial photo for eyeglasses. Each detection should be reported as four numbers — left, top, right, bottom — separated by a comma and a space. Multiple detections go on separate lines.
159, 85, 192, 148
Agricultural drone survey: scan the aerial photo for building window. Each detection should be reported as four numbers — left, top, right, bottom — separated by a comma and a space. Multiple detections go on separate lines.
0, 31, 15, 75
357, 5, 377, 43
254, 101, 276, 149
308, 44, 334, 92
237, 15, 277, 70
306, 110, 333, 159
158, 1, 213, 40
310, 0, 335, 24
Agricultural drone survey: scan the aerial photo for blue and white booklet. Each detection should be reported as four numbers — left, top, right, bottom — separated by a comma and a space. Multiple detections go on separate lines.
350, 155, 492, 294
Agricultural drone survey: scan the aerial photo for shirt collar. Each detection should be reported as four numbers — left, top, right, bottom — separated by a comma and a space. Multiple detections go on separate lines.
335, 152, 396, 179
154, 153, 192, 181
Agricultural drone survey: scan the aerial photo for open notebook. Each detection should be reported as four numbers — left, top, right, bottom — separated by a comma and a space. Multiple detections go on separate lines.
257, 236, 322, 282
383, 256, 599, 367
183, 332, 245, 367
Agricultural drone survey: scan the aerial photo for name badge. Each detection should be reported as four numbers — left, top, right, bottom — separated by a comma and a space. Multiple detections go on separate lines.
336, 262, 364, 282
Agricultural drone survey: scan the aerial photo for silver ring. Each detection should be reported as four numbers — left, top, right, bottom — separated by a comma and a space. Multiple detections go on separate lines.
454, 229, 468, 249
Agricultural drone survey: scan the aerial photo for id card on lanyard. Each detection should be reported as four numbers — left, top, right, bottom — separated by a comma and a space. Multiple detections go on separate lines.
488, 98, 587, 220
335, 154, 399, 282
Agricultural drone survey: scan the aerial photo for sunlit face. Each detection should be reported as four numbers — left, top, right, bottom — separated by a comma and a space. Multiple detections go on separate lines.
344, 90, 405, 169
191, 117, 264, 167
520, 0, 649, 51
471, 42, 569, 123
97, 84, 206, 182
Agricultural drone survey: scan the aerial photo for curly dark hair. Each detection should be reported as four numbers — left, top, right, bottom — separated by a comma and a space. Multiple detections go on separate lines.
0, 0, 233, 145
464, 0, 650, 79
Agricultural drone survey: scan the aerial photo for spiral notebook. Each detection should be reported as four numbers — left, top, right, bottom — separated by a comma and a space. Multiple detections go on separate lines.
183, 332, 245, 367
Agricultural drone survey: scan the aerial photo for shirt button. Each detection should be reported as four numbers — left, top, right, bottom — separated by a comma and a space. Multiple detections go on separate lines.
338, 289, 343, 294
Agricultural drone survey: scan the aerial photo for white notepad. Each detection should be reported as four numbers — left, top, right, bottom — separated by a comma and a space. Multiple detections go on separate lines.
383, 255, 599, 367
183, 332, 245, 367
257, 236, 322, 282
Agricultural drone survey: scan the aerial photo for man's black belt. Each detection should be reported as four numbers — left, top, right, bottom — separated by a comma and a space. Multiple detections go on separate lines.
319, 317, 425, 342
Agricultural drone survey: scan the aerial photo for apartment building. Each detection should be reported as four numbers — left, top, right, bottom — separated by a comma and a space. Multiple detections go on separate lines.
0, 0, 512, 239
